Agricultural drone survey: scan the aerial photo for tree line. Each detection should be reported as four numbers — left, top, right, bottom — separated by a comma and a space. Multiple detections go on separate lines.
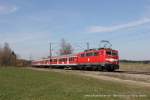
0, 39, 73, 67
0, 42, 30, 67
120, 60, 150, 64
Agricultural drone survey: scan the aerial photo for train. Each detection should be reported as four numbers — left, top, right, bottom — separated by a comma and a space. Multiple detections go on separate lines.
32, 42, 119, 71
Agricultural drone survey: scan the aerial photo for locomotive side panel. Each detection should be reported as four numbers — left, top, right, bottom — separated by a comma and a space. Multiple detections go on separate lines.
77, 50, 106, 65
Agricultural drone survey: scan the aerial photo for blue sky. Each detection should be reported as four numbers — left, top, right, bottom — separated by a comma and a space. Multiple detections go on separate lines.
0, 0, 150, 60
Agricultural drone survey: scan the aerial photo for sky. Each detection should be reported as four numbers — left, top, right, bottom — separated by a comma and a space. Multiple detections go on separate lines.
0, 0, 150, 60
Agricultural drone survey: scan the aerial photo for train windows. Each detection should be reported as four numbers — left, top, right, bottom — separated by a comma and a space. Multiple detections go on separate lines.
59, 59, 61, 62
62, 58, 67, 62
106, 51, 111, 55
86, 52, 93, 56
65, 58, 67, 61
81, 52, 99, 57
59, 58, 66, 62
50, 59, 52, 62
46, 60, 49, 63
69, 57, 74, 61
54, 59, 57, 62
52, 59, 54, 62
112, 52, 117, 56
59, 59, 62, 62
106, 51, 118, 56
80, 53, 85, 57
94, 52, 99, 56
69, 58, 72, 61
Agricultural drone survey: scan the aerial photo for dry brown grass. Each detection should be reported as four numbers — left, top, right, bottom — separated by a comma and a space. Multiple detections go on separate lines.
120, 63, 150, 72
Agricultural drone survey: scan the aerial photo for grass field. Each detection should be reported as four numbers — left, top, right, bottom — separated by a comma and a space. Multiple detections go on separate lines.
0, 67, 150, 100
120, 63, 150, 72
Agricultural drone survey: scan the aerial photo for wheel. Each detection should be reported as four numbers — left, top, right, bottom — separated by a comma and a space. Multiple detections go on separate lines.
107, 66, 114, 72
98, 66, 104, 71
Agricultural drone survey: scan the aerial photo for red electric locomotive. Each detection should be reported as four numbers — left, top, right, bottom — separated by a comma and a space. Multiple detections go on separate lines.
32, 41, 119, 71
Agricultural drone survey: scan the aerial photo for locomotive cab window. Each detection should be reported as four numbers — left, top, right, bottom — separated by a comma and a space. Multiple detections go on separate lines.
106, 51, 111, 55
106, 51, 117, 56
112, 52, 117, 56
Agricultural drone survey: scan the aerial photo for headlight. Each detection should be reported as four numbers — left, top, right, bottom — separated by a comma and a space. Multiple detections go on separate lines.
106, 58, 118, 62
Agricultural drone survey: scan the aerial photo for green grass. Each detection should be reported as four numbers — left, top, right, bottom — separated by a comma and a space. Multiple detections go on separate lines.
0, 67, 150, 100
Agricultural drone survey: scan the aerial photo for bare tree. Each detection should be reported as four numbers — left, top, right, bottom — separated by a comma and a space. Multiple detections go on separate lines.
59, 39, 73, 55
0, 42, 17, 66
10, 51, 17, 66
0, 42, 31, 67
0, 45, 2, 66
1, 43, 11, 66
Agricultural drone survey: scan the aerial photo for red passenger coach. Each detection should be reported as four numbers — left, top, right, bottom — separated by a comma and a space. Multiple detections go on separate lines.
32, 47, 119, 71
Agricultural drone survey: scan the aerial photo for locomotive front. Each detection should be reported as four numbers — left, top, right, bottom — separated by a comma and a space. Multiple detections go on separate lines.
103, 49, 119, 71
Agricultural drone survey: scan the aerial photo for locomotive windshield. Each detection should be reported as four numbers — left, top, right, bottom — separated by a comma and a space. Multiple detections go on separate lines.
106, 51, 118, 56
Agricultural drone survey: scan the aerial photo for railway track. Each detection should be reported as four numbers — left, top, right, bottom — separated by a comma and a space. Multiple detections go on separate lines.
30, 66, 150, 75
63, 68, 150, 76
114, 70, 150, 75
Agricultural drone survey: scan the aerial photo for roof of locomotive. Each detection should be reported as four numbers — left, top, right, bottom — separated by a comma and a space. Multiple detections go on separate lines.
77, 48, 118, 54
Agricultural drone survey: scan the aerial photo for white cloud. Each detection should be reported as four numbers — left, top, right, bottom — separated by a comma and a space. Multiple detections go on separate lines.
0, 4, 18, 14
87, 18, 150, 33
